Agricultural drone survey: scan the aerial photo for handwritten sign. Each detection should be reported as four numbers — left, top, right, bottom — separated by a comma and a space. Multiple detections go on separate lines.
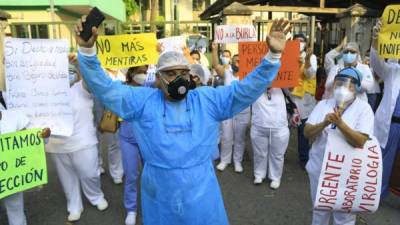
4, 38, 73, 136
96, 33, 158, 68
0, 129, 47, 199
314, 130, 382, 213
215, 25, 257, 44
158, 36, 186, 54
239, 41, 300, 88
378, 5, 400, 58
0, 21, 7, 91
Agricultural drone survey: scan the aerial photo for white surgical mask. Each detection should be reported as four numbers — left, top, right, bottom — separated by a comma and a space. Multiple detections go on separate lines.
300, 42, 306, 52
333, 86, 355, 107
133, 73, 147, 85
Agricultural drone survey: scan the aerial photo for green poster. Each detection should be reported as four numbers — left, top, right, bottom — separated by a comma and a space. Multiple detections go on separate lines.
0, 128, 47, 199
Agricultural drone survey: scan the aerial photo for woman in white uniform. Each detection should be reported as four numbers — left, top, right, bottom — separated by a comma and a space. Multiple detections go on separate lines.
304, 67, 374, 225
0, 109, 50, 225
46, 61, 108, 222
212, 51, 251, 172
251, 88, 290, 189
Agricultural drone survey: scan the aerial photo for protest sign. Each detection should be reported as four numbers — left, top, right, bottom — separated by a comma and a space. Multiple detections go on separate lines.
378, 5, 400, 59
314, 130, 382, 213
96, 33, 158, 68
238, 41, 300, 88
158, 36, 186, 54
4, 38, 73, 136
0, 129, 47, 199
214, 25, 257, 43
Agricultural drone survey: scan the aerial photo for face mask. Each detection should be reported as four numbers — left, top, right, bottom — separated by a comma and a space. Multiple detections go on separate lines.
162, 75, 190, 101
333, 86, 355, 107
343, 53, 357, 64
133, 73, 147, 85
69, 72, 77, 85
220, 57, 230, 65
231, 64, 239, 72
300, 42, 306, 52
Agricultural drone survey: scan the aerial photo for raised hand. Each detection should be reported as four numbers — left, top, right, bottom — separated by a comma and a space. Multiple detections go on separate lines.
74, 15, 99, 48
372, 19, 382, 40
266, 18, 291, 53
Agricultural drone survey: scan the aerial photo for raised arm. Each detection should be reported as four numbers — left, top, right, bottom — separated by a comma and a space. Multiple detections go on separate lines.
204, 19, 290, 121
211, 42, 226, 77
370, 20, 389, 80
74, 16, 153, 121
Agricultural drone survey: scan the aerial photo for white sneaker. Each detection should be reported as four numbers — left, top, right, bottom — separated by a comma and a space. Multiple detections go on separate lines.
125, 212, 137, 225
96, 198, 109, 211
216, 162, 228, 171
99, 167, 105, 175
113, 177, 123, 184
68, 209, 83, 222
270, 180, 281, 189
254, 177, 263, 185
234, 162, 243, 173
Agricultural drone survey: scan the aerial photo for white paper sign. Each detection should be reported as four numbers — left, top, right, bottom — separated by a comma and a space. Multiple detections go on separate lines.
4, 38, 73, 136
314, 130, 382, 213
158, 36, 186, 53
214, 25, 257, 43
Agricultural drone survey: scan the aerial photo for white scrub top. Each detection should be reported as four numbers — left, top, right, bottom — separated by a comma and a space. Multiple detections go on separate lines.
370, 48, 400, 148
224, 66, 239, 86
0, 110, 30, 134
252, 88, 288, 128
305, 98, 374, 176
46, 81, 98, 153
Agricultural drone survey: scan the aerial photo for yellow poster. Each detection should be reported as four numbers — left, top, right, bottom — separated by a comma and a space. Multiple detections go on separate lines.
378, 5, 400, 59
96, 33, 159, 68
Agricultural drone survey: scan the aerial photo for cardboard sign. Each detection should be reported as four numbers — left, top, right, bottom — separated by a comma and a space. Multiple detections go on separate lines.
378, 5, 400, 59
4, 38, 73, 136
96, 33, 158, 68
158, 36, 186, 54
238, 41, 300, 88
214, 25, 257, 43
314, 130, 382, 213
0, 129, 47, 199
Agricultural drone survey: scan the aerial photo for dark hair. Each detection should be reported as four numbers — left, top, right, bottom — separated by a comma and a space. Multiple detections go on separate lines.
293, 33, 307, 42
126, 65, 148, 83
190, 50, 201, 59
223, 49, 231, 56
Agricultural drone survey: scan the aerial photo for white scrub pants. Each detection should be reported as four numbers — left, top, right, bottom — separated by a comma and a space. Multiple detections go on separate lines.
50, 146, 105, 214
250, 125, 289, 181
98, 131, 124, 180
220, 110, 251, 164
1, 193, 26, 225
309, 170, 356, 225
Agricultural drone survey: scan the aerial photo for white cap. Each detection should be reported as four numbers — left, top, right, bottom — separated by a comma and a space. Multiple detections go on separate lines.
189, 64, 211, 85
156, 51, 190, 72
344, 42, 360, 53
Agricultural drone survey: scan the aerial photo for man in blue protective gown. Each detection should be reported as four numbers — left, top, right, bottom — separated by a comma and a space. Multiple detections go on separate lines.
74, 16, 290, 225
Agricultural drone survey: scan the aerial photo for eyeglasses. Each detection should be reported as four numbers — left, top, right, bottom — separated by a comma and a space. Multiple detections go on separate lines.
159, 70, 190, 77
343, 49, 357, 54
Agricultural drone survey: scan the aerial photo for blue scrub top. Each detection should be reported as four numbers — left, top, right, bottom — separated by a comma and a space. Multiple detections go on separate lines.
393, 91, 400, 117
78, 51, 280, 225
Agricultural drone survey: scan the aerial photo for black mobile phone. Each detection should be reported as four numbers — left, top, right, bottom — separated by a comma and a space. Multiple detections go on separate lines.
80, 7, 105, 41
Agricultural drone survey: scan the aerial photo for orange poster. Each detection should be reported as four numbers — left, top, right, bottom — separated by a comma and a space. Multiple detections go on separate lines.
238, 40, 300, 88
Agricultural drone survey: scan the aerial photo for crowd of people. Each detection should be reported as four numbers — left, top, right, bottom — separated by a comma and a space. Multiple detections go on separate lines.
0, 14, 399, 225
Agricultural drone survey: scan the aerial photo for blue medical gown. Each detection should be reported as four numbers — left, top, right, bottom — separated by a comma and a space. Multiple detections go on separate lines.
78, 52, 280, 225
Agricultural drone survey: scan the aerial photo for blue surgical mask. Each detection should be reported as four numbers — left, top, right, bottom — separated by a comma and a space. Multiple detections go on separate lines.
220, 57, 230, 65
69, 71, 77, 85
343, 53, 357, 64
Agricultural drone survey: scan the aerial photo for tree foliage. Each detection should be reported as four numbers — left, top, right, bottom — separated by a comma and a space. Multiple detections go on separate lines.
123, 0, 140, 18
